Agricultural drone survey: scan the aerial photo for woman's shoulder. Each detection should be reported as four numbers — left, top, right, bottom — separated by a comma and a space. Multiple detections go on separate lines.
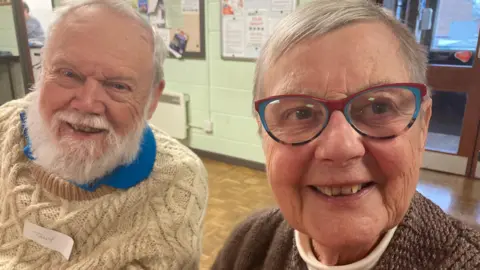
379, 192, 480, 269
237, 208, 286, 229
217, 208, 287, 248
211, 208, 305, 270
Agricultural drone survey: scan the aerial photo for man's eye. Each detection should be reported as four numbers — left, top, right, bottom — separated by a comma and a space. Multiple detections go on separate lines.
60, 69, 76, 78
106, 82, 130, 91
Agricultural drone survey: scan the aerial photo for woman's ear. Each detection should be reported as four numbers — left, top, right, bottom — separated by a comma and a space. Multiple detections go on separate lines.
419, 98, 433, 149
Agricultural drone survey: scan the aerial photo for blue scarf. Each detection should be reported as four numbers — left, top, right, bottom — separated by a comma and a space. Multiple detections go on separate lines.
20, 111, 156, 192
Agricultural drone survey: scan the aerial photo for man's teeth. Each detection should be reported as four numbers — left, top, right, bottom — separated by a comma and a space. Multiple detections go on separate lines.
314, 184, 367, 197
70, 124, 103, 133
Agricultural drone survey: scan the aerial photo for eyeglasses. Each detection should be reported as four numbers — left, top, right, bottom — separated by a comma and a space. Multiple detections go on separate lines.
254, 83, 427, 145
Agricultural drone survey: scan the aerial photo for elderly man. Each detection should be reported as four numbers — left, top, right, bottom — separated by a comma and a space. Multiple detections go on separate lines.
213, 0, 480, 269
0, 0, 208, 269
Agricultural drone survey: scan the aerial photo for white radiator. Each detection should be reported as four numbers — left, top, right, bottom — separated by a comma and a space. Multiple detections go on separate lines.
149, 91, 188, 140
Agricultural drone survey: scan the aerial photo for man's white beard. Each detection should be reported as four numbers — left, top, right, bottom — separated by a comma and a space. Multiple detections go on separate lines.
26, 91, 148, 185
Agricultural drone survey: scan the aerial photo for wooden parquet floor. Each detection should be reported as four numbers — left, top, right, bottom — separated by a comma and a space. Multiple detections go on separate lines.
199, 158, 275, 269
199, 157, 480, 270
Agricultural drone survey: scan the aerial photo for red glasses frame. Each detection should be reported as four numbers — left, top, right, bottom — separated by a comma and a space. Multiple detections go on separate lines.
254, 83, 428, 145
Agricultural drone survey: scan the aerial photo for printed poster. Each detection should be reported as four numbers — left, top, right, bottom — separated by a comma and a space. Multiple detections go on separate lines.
223, 17, 245, 57
182, 0, 199, 13
271, 0, 294, 12
222, 0, 244, 15
246, 10, 268, 50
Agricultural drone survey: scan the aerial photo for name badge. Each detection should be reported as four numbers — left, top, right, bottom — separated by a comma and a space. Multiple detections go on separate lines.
23, 221, 74, 260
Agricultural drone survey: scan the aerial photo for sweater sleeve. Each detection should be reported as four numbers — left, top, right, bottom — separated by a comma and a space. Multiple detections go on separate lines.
142, 135, 209, 270
169, 155, 208, 269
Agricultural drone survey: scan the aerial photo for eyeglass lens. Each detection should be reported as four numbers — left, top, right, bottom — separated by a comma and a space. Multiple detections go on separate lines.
262, 86, 418, 144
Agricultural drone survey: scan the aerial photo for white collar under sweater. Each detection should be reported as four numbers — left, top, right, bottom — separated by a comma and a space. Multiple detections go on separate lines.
0, 96, 208, 269
295, 227, 398, 270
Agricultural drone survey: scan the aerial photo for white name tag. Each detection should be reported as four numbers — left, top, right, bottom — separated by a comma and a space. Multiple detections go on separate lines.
23, 221, 74, 260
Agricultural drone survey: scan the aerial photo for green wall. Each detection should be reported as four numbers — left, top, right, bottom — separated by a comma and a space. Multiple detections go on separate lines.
0, 6, 18, 55
165, 0, 311, 163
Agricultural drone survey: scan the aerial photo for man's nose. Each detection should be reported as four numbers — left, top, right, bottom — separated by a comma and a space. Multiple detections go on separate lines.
70, 78, 105, 115
314, 111, 365, 166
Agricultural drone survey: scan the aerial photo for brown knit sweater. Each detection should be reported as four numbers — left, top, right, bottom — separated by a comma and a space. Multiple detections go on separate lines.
212, 193, 480, 270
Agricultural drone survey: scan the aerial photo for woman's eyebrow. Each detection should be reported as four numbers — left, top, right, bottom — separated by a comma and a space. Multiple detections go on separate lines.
275, 80, 395, 97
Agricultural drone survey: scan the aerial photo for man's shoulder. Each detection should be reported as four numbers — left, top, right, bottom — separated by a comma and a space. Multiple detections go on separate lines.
0, 96, 29, 134
149, 124, 207, 185
150, 125, 203, 167
28, 16, 41, 25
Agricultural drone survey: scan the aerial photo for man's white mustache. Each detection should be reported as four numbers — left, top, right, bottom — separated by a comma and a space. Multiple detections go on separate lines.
55, 111, 111, 131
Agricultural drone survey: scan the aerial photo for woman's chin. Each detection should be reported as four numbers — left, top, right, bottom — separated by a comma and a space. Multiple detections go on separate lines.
304, 218, 386, 252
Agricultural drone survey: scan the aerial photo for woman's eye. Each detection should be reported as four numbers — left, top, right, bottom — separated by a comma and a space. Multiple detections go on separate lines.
371, 103, 390, 114
283, 108, 315, 121
295, 109, 313, 120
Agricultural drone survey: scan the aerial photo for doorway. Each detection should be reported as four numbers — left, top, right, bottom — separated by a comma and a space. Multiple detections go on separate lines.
385, 0, 480, 177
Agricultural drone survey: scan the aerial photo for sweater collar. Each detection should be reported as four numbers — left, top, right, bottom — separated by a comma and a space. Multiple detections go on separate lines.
20, 111, 156, 192
295, 227, 398, 270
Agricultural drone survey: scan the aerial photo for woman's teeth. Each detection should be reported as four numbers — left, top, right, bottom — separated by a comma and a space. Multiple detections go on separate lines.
313, 183, 370, 197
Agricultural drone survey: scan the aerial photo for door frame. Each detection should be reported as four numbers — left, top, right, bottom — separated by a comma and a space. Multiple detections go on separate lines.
381, 0, 480, 178
424, 0, 480, 178
11, 0, 34, 93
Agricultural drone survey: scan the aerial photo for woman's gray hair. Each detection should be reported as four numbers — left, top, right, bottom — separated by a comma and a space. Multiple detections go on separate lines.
43, 0, 167, 88
253, 0, 428, 104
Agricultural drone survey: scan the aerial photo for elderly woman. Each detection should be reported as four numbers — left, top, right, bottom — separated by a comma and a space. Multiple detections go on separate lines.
212, 0, 480, 269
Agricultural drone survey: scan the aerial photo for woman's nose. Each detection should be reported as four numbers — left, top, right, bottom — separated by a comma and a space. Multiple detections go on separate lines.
314, 110, 366, 166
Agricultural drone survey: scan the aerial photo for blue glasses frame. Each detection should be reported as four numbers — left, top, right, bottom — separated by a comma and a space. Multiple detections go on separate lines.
254, 83, 428, 146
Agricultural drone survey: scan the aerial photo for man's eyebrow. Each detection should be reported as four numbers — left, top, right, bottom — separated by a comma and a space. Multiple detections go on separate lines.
50, 57, 138, 84
50, 57, 77, 69
103, 75, 137, 84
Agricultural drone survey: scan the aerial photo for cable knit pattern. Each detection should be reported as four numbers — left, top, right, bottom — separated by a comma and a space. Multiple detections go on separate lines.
0, 97, 208, 269
212, 193, 480, 270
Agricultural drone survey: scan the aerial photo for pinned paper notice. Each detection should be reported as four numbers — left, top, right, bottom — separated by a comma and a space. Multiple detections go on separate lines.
23, 221, 74, 260
165, 0, 184, 28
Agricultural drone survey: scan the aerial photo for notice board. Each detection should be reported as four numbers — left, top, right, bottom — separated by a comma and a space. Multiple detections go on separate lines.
54, 0, 206, 59
221, 0, 297, 61
140, 0, 206, 59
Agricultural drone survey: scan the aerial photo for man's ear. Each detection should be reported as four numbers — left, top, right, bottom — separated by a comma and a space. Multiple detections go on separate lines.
420, 98, 433, 149
147, 80, 165, 120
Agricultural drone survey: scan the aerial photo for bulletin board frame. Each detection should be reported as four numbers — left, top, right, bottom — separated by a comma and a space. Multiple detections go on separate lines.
220, 0, 297, 62
148, 0, 207, 60
51, 0, 207, 60
177, 0, 206, 59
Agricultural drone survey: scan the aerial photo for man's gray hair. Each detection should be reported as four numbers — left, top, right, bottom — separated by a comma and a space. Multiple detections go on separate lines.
43, 0, 167, 88
253, 0, 428, 103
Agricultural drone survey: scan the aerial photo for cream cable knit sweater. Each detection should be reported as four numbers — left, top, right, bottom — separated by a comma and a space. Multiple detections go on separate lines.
0, 96, 208, 269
